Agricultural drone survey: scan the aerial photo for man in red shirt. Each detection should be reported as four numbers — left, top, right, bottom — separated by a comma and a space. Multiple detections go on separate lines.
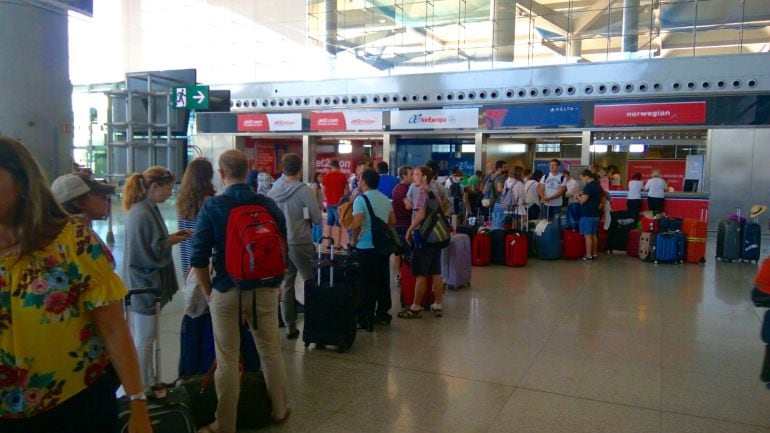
321, 160, 349, 246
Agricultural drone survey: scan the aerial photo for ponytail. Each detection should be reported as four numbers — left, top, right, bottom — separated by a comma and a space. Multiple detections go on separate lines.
122, 173, 146, 210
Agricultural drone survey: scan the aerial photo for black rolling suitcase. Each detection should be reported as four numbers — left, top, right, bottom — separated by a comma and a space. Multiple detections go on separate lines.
716, 208, 743, 262
490, 228, 514, 265
119, 288, 196, 433
303, 237, 358, 353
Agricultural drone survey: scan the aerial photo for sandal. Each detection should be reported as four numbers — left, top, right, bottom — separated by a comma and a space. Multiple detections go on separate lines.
273, 407, 292, 425
397, 308, 422, 319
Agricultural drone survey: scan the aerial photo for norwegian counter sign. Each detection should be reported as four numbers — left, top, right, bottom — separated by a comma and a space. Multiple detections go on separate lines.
594, 102, 706, 126
311, 111, 383, 131
484, 104, 581, 128
237, 113, 303, 132
390, 108, 479, 130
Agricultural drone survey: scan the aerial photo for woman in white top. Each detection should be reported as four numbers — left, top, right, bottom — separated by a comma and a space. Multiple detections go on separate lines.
644, 169, 667, 214
626, 172, 643, 219
507, 167, 526, 227
523, 169, 543, 221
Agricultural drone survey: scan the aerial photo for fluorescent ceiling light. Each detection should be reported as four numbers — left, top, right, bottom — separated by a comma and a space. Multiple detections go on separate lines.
339, 140, 352, 154
629, 144, 645, 153
500, 144, 526, 153
461, 144, 475, 153
590, 144, 608, 153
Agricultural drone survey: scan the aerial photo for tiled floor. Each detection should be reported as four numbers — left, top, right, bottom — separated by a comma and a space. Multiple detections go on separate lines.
95, 202, 770, 432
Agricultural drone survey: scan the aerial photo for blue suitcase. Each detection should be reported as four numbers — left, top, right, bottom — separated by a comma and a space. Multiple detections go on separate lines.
537, 222, 562, 260
742, 221, 762, 264
653, 232, 685, 264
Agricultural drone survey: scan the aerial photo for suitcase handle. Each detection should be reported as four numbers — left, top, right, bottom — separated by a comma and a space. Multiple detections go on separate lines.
124, 287, 162, 387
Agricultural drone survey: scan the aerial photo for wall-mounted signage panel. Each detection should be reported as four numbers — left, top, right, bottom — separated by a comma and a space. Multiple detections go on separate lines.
237, 113, 303, 132
390, 108, 479, 130
485, 104, 581, 128
310, 111, 383, 131
594, 102, 706, 126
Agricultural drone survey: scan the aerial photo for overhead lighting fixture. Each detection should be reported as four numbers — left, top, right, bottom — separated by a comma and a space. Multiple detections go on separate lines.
500, 144, 527, 153
590, 144, 608, 153
461, 144, 476, 153
629, 144, 645, 153
339, 140, 352, 154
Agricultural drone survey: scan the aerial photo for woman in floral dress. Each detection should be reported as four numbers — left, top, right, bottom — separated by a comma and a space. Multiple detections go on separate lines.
0, 136, 151, 432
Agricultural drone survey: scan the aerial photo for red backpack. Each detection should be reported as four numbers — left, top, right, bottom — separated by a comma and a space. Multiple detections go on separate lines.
225, 204, 287, 289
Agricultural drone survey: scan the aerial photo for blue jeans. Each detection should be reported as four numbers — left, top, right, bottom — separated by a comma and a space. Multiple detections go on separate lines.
544, 205, 562, 222
491, 203, 505, 230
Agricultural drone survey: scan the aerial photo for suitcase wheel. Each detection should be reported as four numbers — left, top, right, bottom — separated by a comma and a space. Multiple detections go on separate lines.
337, 342, 349, 353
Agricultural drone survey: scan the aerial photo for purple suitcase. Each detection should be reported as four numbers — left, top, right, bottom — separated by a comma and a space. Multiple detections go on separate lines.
441, 233, 472, 289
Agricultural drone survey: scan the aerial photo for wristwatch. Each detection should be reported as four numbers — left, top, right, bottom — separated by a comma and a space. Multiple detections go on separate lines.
129, 392, 147, 402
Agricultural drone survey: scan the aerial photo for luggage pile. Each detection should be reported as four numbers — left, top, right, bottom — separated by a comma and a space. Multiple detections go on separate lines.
716, 207, 763, 264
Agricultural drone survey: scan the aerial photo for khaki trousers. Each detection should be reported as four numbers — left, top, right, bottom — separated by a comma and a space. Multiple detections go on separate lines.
208, 287, 287, 433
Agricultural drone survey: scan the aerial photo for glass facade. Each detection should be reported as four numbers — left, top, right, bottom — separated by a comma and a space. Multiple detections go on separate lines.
308, 0, 770, 74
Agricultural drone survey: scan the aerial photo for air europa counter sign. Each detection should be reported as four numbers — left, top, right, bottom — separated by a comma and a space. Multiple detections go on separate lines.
390, 108, 479, 130
237, 113, 303, 132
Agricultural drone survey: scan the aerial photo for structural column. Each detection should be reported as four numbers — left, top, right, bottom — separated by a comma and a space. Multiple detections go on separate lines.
0, 2, 73, 179
621, 0, 641, 54
492, 0, 516, 64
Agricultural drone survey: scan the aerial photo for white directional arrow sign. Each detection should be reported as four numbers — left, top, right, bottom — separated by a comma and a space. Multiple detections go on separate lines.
170, 85, 209, 109
193, 90, 206, 105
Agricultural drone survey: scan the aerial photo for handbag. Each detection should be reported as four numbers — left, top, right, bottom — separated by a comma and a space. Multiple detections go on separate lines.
361, 194, 403, 256
419, 191, 451, 249
176, 362, 272, 429
184, 268, 211, 318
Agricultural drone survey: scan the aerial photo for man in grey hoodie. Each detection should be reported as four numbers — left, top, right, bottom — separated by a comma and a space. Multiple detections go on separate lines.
268, 153, 323, 338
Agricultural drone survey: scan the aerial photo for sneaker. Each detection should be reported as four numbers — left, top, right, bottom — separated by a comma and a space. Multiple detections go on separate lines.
397, 308, 422, 319
582, 256, 594, 261
430, 307, 443, 318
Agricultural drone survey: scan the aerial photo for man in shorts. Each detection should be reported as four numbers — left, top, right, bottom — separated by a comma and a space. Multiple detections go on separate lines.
322, 160, 349, 247
577, 169, 602, 261
398, 165, 446, 319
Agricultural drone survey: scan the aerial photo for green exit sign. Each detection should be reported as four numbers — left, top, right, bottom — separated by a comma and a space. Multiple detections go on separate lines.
171, 85, 209, 109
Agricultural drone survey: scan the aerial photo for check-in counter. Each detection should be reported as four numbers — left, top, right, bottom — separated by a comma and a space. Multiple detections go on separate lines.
609, 191, 709, 221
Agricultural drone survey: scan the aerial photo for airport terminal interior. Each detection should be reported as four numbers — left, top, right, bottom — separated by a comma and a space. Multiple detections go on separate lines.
2, 0, 770, 432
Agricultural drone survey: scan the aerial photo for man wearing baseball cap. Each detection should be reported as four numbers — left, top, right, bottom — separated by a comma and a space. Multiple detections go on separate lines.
51, 173, 116, 225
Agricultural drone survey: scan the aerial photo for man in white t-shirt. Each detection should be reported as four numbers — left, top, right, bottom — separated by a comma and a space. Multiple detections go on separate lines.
538, 159, 567, 221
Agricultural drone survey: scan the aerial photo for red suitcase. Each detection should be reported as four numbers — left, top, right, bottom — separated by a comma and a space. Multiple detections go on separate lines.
561, 229, 586, 259
597, 227, 608, 253
504, 232, 528, 267
641, 217, 659, 233
626, 229, 642, 257
472, 231, 491, 266
400, 262, 434, 307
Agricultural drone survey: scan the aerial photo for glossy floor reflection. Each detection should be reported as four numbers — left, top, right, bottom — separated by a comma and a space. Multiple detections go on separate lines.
94, 202, 770, 433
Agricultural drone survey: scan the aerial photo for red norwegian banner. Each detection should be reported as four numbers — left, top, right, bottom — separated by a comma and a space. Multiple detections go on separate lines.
594, 102, 706, 126
237, 114, 270, 132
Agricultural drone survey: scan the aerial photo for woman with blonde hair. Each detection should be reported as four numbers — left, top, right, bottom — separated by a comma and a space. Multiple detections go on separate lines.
0, 136, 151, 432
122, 166, 191, 388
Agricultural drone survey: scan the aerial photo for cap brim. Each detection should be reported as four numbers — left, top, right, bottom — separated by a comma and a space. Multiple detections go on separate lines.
90, 182, 116, 195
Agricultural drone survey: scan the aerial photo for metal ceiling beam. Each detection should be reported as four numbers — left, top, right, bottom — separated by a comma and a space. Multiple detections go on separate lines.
515, 0, 570, 35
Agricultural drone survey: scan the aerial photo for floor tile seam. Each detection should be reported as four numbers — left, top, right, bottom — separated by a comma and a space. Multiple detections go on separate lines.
385, 362, 519, 389
658, 408, 770, 430
482, 386, 518, 433
514, 386, 662, 413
